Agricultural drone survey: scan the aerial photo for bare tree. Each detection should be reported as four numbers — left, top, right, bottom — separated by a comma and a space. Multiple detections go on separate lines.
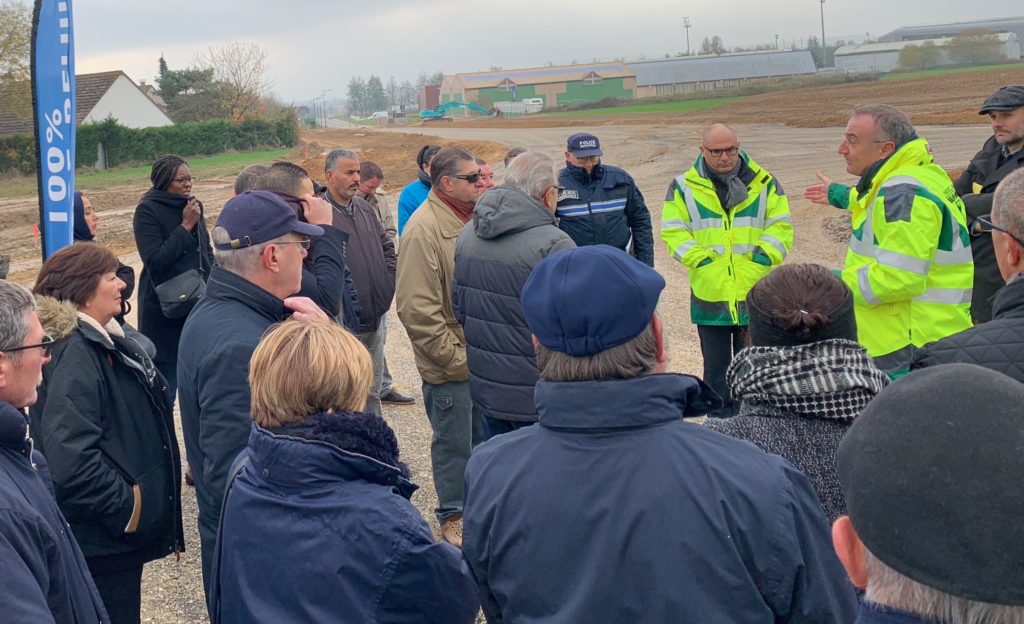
194, 41, 274, 121
0, 0, 31, 118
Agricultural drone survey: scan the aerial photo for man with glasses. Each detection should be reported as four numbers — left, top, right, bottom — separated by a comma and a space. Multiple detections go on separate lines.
397, 147, 487, 547
912, 168, 1024, 382
556, 132, 654, 267
805, 104, 973, 378
662, 123, 793, 416
177, 191, 329, 597
0, 280, 109, 622
952, 86, 1024, 323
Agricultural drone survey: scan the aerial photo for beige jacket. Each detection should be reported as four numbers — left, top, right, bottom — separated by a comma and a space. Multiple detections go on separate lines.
396, 191, 468, 384
358, 190, 398, 245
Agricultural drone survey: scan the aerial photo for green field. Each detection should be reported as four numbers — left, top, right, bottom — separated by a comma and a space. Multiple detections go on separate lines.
0, 148, 291, 198
882, 61, 1023, 81
548, 96, 744, 117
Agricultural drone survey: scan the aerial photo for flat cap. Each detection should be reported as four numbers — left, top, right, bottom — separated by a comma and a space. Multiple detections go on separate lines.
838, 363, 1024, 605
979, 85, 1024, 114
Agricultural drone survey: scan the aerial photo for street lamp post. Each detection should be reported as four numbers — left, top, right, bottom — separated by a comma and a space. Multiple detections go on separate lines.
683, 17, 692, 56
820, 0, 827, 66
775, 34, 780, 50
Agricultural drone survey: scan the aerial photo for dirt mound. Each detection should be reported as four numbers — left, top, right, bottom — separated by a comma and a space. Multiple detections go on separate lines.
295, 128, 508, 188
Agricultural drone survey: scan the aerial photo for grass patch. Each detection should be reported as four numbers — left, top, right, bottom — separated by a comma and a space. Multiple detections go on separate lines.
883, 61, 1023, 80
550, 97, 744, 117
0, 148, 291, 198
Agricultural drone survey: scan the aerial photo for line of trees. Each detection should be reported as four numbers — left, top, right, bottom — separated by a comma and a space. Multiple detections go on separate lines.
345, 70, 443, 117
897, 30, 1007, 71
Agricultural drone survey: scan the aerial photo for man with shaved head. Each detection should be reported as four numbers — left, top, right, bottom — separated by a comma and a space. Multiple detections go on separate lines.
662, 123, 793, 415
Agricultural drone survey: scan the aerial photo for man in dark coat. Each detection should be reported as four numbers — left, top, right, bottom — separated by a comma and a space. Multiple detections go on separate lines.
913, 168, 1024, 382
556, 133, 654, 266
954, 85, 1024, 322
462, 246, 858, 624
177, 191, 329, 597
833, 364, 1024, 622
453, 151, 575, 438
0, 281, 108, 623
322, 149, 398, 415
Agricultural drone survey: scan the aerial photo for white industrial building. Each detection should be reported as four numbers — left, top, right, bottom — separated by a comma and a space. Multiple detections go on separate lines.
834, 33, 1022, 73
628, 50, 817, 98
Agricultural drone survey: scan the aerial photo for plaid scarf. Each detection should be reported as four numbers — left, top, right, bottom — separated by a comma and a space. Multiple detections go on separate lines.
727, 339, 889, 421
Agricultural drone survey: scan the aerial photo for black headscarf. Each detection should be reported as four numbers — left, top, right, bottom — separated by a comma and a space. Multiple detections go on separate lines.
72, 192, 93, 241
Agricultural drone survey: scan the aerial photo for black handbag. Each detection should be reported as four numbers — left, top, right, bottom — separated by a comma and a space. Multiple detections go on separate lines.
154, 204, 208, 319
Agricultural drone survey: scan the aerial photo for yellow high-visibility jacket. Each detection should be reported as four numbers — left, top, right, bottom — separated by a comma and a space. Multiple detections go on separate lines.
662, 154, 793, 326
827, 137, 973, 376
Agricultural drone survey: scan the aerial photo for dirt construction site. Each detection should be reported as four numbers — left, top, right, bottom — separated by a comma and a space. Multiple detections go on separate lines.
0, 67, 1019, 622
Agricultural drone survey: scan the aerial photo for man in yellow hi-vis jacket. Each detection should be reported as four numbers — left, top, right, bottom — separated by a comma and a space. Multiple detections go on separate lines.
805, 105, 973, 378
662, 124, 793, 415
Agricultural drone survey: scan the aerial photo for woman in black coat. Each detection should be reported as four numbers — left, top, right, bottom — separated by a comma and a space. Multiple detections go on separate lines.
705, 264, 889, 523
30, 243, 183, 624
132, 155, 213, 394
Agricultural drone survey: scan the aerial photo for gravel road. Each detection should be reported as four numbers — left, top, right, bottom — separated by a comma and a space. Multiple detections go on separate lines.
122, 121, 990, 622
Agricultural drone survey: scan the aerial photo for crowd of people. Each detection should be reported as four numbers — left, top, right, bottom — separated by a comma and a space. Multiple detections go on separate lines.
1, 84, 1023, 624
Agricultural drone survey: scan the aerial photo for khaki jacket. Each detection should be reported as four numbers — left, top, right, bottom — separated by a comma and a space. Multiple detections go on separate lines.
358, 190, 398, 246
396, 191, 468, 384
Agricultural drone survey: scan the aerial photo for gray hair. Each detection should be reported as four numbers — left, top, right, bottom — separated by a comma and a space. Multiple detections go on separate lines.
536, 323, 657, 382
212, 226, 276, 277
993, 168, 1024, 242
324, 149, 358, 174
0, 281, 37, 364
234, 164, 269, 195
504, 151, 557, 202
863, 547, 1024, 624
430, 147, 475, 188
853, 105, 916, 145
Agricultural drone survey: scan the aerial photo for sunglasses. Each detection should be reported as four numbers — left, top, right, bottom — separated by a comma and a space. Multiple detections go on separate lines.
452, 171, 484, 184
3, 335, 55, 357
974, 216, 1024, 248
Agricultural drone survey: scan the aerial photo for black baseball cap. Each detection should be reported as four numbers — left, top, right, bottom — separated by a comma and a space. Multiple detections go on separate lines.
566, 132, 603, 157
214, 190, 323, 250
979, 85, 1024, 114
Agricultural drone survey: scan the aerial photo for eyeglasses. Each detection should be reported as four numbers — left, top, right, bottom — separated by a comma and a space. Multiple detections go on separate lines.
841, 135, 886, 148
275, 238, 312, 250
453, 171, 483, 184
702, 146, 739, 157
974, 216, 1024, 248
3, 335, 55, 357
173, 176, 196, 184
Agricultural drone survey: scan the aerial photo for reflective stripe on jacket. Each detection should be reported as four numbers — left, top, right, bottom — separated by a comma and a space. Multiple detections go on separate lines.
661, 153, 793, 325
829, 137, 973, 375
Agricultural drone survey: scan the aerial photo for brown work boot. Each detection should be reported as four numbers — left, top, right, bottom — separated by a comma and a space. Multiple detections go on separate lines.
440, 516, 463, 548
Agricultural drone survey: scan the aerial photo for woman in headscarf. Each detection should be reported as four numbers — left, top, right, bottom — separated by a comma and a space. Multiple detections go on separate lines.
132, 155, 213, 395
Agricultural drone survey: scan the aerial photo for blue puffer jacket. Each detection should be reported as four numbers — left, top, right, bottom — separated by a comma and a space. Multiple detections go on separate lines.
209, 413, 479, 624
556, 162, 654, 266
453, 185, 575, 423
463, 374, 858, 624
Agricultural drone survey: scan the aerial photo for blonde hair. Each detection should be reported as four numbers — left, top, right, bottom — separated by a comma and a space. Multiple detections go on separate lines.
249, 320, 373, 428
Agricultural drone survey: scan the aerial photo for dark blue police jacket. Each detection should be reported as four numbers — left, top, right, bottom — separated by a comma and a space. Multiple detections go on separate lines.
462, 373, 858, 624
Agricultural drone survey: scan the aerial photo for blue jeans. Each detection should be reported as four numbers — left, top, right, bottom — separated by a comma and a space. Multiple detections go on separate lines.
482, 416, 533, 440
422, 380, 484, 523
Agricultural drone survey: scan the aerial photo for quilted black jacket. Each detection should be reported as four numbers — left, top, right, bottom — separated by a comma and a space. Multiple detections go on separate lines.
912, 274, 1024, 382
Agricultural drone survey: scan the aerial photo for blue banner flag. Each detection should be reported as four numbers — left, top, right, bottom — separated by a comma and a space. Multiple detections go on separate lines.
31, 0, 76, 259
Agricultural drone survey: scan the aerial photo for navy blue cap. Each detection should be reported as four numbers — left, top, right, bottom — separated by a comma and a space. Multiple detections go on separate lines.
979, 85, 1024, 114
214, 190, 323, 250
522, 245, 665, 356
566, 132, 603, 157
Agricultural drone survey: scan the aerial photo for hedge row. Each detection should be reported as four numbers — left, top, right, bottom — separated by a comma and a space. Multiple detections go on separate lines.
0, 112, 299, 174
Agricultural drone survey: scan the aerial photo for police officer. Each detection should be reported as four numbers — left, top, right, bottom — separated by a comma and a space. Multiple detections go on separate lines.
956, 85, 1024, 322
662, 123, 793, 415
556, 132, 654, 266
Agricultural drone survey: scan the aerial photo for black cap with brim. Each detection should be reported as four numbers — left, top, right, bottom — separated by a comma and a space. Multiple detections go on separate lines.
838, 364, 1024, 605
979, 85, 1024, 114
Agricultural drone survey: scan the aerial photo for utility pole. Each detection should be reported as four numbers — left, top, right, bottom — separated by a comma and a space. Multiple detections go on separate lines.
319, 89, 330, 127
683, 17, 692, 55
775, 34, 780, 50
819, 0, 828, 66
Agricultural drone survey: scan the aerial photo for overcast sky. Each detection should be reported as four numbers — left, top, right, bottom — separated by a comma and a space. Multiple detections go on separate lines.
71, 1, 1022, 102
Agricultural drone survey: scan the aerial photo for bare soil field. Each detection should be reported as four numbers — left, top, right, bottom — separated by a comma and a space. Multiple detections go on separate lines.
0, 69, 1002, 622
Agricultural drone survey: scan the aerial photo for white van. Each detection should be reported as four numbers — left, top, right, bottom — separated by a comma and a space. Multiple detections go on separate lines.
370, 111, 389, 119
